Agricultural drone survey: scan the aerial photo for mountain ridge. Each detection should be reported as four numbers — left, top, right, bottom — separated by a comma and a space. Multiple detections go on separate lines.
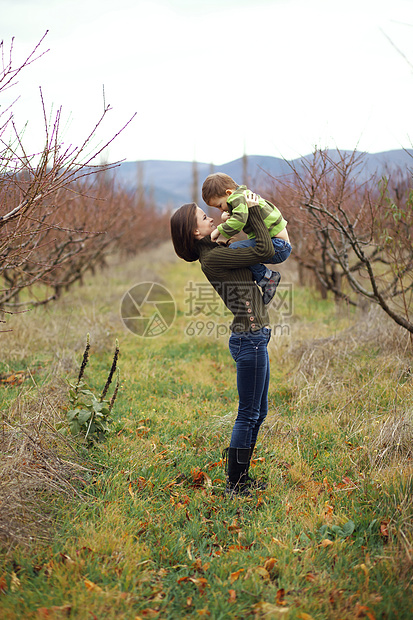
114, 149, 413, 208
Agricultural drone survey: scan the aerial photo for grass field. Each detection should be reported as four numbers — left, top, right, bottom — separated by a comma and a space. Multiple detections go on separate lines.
1, 243, 412, 619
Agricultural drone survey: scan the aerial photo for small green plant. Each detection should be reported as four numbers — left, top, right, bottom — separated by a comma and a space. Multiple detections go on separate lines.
66, 334, 120, 445
317, 520, 355, 541
299, 520, 356, 547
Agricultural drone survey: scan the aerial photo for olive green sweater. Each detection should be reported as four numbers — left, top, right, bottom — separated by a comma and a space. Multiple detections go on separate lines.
194, 206, 274, 333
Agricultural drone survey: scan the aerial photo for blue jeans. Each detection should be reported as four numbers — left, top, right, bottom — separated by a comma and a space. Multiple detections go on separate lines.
229, 238, 292, 283
228, 326, 271, 449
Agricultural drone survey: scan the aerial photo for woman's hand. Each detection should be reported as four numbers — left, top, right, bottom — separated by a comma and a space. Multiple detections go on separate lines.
245, 190, 260, 208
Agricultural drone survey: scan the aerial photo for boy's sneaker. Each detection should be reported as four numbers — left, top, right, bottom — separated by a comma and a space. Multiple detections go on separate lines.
262, 271, 281, 305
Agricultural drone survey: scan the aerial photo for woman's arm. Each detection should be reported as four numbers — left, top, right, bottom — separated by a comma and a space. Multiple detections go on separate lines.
205, 205, 274, 270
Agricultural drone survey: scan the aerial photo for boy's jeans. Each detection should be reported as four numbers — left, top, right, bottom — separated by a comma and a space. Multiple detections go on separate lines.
229, 237, 292, 283
228, 326, 271, 449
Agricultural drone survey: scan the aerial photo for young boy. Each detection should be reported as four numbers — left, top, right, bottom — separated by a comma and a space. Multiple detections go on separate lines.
202, 173, 292, 304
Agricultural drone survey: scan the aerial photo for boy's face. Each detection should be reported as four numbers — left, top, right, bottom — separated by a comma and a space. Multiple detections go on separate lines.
208, 189, 233, 212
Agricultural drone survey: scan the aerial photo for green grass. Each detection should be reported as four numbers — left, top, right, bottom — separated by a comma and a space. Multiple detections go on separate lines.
1, 245, 412, 619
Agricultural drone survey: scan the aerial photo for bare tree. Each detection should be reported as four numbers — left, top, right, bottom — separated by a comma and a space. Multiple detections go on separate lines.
0, 34, 136, 318
267, 148, 413, 335
242, 149, 249, 186
191, 158, 199, 204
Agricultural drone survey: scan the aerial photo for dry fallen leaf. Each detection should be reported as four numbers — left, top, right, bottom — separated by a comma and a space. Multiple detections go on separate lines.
321, 503, 334, 520
190, 577, 208, 593
36, 605, 72, 619
10, 572, 20, 592
0, 573, 7, 594
297, 613, 315, 620
228, 589, 236, 603
230, 568, 245, 583
255, 566, 270, 580
178, 576, 189, 584
228, 543, 255, 551
271, 537, 288, 548
369, 593, 383, 604
354, 603, 376, 619
191, 469, 212, 488
2, 372, 24, 386
84, 578, 103, 593
253, 601, 290, 615
228, 519, 241, 533
43, 560, 54, 578
178, 576, 208, 593
320, 539, 334, 548
380, 520, 389, 539
251, 456, 265, 464
138, 609, 159, 618
136, 425, 150, 435
263, 557, 277, 572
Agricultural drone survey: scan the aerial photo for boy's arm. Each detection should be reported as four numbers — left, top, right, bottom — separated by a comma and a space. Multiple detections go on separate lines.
210, 210, 232, 241
206, 206, 274, 270
216, 192, 249, 239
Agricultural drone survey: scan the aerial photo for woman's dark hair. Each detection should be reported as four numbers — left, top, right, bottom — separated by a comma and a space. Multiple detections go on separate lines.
170, 202, 200, 262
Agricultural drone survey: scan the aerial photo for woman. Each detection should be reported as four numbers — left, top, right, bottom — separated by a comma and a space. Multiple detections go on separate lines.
170, 193, 274, 496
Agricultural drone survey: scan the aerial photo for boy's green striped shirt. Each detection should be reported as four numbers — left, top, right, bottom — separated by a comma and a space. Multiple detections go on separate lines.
216, 185, 287, 240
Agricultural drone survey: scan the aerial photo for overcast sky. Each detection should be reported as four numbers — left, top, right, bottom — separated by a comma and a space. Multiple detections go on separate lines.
2, 0, 413, 164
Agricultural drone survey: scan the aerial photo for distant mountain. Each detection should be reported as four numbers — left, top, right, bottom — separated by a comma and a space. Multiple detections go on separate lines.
114, 149, 413, 209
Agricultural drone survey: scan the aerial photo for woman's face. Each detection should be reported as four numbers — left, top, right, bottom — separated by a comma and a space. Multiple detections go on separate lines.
194, 207, 216, 239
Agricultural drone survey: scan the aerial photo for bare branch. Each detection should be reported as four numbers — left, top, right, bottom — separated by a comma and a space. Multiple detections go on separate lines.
380, 27, 413, 74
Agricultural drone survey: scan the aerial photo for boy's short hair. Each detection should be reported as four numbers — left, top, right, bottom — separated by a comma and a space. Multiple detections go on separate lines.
202, 173, 238, 204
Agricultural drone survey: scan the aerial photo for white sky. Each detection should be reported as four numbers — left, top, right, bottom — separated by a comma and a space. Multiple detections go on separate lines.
2, 0, 413, 164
